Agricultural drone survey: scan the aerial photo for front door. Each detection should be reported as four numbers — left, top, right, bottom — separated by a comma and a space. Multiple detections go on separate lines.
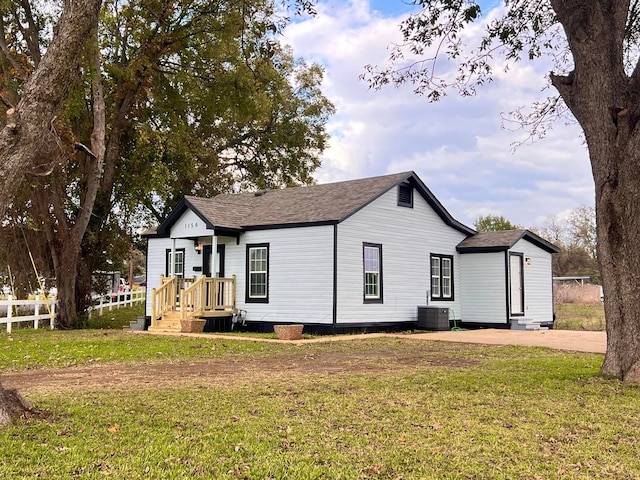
509, 253, 524, 315
203, 244, 225, 277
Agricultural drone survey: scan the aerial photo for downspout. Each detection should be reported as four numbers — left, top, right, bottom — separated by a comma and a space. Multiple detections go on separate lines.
332, 223, 338, 327
504, 251, 510, 326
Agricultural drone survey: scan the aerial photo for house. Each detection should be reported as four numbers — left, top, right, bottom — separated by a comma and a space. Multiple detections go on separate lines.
143, 171, 559, 333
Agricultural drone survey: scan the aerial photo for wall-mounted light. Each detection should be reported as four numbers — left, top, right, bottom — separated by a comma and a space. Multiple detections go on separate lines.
194, 240, 203, 254
525, 257, 532, 266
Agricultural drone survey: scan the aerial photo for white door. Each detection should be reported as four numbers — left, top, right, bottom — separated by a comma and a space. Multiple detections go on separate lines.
509, 254, 524, 315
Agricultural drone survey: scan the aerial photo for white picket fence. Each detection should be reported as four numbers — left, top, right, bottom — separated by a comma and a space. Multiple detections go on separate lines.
0, 290, 146, 333
88, 290, 146, 317
0, 296, 56, 333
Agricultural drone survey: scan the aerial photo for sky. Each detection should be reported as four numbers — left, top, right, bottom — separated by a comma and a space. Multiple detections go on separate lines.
281, 0, 594, 229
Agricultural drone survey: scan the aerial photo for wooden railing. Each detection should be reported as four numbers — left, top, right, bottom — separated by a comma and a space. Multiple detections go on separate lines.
150, 276, 177, 328
180, 275, 236, 320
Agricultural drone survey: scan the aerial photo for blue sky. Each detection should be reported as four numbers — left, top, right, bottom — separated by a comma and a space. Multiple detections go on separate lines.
282, 0, 593, 229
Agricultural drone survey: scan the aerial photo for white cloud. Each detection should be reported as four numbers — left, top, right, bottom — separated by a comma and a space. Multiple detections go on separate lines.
282, 0, 593, 228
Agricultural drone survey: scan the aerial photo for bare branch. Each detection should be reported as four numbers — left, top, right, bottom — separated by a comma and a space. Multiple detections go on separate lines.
74, 142, 97, 158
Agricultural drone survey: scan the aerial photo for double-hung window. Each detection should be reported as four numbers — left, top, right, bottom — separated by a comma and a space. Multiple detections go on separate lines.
246, 244, 269, 303
166, 249, 185, 277
363, 243, 383, 303
431, 254, 453, 301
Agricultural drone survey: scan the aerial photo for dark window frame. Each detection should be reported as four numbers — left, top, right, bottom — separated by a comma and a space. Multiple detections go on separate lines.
245, 243, 269, 303
430, 254, 454, 301
397, 183, 413, 208
509, 252, 525, 316
165, 248, 186, 277
363, 242, 383, 304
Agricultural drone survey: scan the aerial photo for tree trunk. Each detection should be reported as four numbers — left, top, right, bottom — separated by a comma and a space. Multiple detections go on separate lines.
0, 0, 102, 214
0, 379, 30, 426
52, 245, 80, 329
549, 0, 640, 382
595, 145, 640, 381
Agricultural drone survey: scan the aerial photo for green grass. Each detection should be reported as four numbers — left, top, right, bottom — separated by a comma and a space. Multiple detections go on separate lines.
86, 302, 145, 329
0, 328, 286, 371
555, 303, 606, 331
1, 333, 639, 478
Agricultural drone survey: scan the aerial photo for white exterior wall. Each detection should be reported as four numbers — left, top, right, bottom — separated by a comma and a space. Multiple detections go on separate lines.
512, 238, 555, 322
229, 225, 335, 324
171, 209, 211, 237
458, 252, 507, 325
335, 188, 467, 324
457, 240, 555, 326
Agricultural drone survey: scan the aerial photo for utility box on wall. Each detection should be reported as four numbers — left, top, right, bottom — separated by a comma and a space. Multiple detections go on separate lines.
417, 306, 450, 331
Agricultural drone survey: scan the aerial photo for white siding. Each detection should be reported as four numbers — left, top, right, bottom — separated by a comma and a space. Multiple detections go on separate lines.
458, 252, 507, 325
335, 187, 467, 324
231, 225, 335, 324
457, 239, 555, 326
512, 239, 555, 323
171, 209, 211, 237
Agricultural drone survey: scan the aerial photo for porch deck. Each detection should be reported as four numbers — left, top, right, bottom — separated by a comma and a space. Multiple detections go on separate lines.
149, 275, 236, 332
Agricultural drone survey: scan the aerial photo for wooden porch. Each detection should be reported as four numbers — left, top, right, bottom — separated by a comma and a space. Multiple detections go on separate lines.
149, 275, 236, 332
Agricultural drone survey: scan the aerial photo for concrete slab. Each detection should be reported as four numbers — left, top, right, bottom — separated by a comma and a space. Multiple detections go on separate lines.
409, 329, 606, 354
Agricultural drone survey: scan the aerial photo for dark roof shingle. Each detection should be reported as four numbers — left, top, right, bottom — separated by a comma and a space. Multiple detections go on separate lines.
149, 171, 475, 237
186, 171, 413, 228
456, 229, 559, 253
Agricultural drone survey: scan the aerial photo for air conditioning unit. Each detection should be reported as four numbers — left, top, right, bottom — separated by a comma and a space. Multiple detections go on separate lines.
417, 306, 450, 331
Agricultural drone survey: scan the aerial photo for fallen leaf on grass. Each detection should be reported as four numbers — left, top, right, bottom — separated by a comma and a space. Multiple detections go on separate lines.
107, 424, 120, 433
430, 423, 444, 430
363, 464, 384, 474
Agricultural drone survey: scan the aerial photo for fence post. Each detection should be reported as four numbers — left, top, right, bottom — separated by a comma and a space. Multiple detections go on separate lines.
6, 294, 12, 334
50, 299, 56, 329
34, 296, 39, 330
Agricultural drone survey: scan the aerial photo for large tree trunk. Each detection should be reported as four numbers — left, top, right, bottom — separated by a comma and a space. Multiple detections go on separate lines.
0, 379, 30, 426
549, 0, 640, 382
0, 0, 102, 422
0, 0, 102, 214
49, 236, 82, 329
595, 143, 640, 381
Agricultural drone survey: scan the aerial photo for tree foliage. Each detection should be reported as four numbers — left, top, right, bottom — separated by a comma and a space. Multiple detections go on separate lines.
474, 214, 520, 232
533, 207, 599, 282
0, 0, 333, 328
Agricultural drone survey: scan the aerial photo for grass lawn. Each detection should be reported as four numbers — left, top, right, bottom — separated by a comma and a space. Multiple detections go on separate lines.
555, 303, 606, 331
1, 329, 638, 479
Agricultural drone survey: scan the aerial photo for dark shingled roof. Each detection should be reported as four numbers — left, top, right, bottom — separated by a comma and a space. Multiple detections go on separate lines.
456, 229, 559, 253
149, 171, 475, 237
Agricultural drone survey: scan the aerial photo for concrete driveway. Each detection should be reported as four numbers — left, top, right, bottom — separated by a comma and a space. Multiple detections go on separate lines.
410, 329, 606, 354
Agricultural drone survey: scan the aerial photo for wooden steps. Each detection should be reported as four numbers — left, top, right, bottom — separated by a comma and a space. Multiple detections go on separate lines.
149, 311, 182, 332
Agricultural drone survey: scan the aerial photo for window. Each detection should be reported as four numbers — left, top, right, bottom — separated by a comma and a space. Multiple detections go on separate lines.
398, 183, 413, 208
165, 249, 185, 277
246, 244, 269, 303
431, 254, 454, 301
363, 243, 383, 303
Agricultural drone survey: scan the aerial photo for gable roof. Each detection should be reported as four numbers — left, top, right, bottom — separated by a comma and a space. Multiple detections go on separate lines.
456, 229, 560, 254
150, 171, 475, 237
